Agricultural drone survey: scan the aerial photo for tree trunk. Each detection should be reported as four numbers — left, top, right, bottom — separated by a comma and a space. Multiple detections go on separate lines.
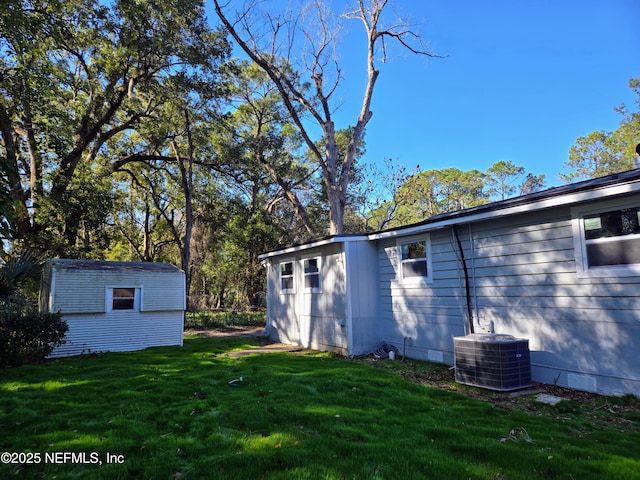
176, 110, 194, 297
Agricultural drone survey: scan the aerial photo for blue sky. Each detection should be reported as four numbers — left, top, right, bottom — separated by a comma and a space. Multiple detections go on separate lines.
210, 0, 639, 188
333, 0, 640, 187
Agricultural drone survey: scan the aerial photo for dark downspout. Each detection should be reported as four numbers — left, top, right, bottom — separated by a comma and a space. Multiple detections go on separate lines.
452, 225, 474, 334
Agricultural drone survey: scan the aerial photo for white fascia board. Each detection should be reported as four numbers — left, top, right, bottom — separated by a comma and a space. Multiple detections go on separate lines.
368, 181, 640, 241
258, 235, 370, 262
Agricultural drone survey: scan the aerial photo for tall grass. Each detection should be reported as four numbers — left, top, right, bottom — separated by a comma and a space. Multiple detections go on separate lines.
0, 336, 638, 479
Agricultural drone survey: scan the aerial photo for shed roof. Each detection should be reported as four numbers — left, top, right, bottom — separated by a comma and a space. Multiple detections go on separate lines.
49, 259, 183, 273
260, 168, 640, 258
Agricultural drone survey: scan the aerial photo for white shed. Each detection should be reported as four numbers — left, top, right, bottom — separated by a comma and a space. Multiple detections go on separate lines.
40, 259, 186, 357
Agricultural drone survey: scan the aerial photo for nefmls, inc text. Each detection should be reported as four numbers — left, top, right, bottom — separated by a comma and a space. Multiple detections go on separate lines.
1, 451, 125, 465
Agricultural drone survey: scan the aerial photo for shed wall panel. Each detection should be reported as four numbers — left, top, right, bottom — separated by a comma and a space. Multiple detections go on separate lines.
49, 311, 184, 358
51, 269, 185, 313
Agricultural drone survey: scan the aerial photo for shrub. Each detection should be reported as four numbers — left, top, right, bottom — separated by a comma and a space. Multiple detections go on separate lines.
0, 309, 68, 366
184, 310, 266, 330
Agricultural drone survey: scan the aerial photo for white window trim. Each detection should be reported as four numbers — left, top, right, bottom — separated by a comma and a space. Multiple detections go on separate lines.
302, 256, 322, 293
106, 286, 143, 312
396, 234, 433, 284
279, 260, 296, 294
572, 198, 640, 278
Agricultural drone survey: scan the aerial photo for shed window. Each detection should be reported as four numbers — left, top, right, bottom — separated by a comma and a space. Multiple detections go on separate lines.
401, 240, 428, 278
110, 288, 138, 311
582, 207, 640, 267
304, 257, 321, 291
280, 262, 294, 292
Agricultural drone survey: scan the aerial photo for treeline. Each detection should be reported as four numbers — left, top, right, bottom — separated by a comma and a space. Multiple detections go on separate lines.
1, 1, 638, 311
364, 160, 546, 231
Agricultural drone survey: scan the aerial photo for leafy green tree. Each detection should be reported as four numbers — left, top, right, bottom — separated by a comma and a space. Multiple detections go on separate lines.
196, 61, 313, 306
0, 0, 228, 256
437, 168, 488, 211
561, 130, 622, 183
368, 161, 543, 229
486, 160, 525, 200
356, 159, 423, 231
108, 162, 183, 263
562, 76, 640, 182
211, 60, 315, 238
519, 173, 547, 195
382, 168, 488, 228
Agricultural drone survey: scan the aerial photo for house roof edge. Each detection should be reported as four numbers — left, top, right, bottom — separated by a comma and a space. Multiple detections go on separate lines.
368, 169, 640, 240
259, 169, 640, 256
258, 234, 369, 261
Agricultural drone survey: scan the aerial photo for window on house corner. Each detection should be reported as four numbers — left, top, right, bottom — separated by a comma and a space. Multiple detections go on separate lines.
112, 288, 137, 310
304, 258, 321, 290
401, 240, 428, 278
583, 207, 640, 268
280, 262, 294, 291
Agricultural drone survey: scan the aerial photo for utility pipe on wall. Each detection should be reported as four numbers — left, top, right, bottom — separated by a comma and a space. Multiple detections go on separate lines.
452, 225, 474, 334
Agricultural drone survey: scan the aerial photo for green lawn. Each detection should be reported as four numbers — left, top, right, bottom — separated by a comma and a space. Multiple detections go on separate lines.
0, 335, 638, 480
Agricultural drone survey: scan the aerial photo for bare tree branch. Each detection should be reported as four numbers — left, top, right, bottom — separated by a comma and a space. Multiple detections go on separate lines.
213, 0, 441, 235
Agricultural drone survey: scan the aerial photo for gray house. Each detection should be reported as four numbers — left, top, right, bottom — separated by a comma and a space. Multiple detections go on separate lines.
259, 170, 640, 397
40, 259, 186, 357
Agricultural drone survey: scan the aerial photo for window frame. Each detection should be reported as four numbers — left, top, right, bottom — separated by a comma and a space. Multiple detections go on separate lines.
279, 260, 296, 294
302, 256, 322, 293
396, 235, 433, 284
106, 286, 142, 312
572, 199, 640, 277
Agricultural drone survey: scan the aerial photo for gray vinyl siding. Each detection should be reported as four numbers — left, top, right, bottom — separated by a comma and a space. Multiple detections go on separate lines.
141, 273, 186, 311
471, 208, 640, 395
378, 229, 468, 363
266, 244, 348, 353
344, 240, 379, 355
50, 269, 108, 313
376, 204, 640, 395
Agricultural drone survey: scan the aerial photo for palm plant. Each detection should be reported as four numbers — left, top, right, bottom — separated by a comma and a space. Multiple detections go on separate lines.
0, 249, 45, 304
0, 250, 67, 366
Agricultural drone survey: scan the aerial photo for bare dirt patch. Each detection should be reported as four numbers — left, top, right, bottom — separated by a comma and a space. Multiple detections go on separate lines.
185, 327, 312, 356
184, 326, 266, 338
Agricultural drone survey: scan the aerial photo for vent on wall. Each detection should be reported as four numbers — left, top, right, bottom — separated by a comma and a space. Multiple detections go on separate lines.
454, 334, 532, 391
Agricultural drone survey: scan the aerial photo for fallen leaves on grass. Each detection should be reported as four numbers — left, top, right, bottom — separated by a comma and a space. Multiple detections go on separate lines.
498, 427, 534, 443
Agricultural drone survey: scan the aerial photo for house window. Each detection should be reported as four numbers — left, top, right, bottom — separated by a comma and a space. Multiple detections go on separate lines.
583, 207, 640, 267
573, 201, 640, 276
109, 287, 139, 311
303, 257, 321, 291
398, 237, 432, 282
280, 261, 294, 292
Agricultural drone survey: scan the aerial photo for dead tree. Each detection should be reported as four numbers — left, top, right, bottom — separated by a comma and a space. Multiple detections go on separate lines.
213, 0, 441, 235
